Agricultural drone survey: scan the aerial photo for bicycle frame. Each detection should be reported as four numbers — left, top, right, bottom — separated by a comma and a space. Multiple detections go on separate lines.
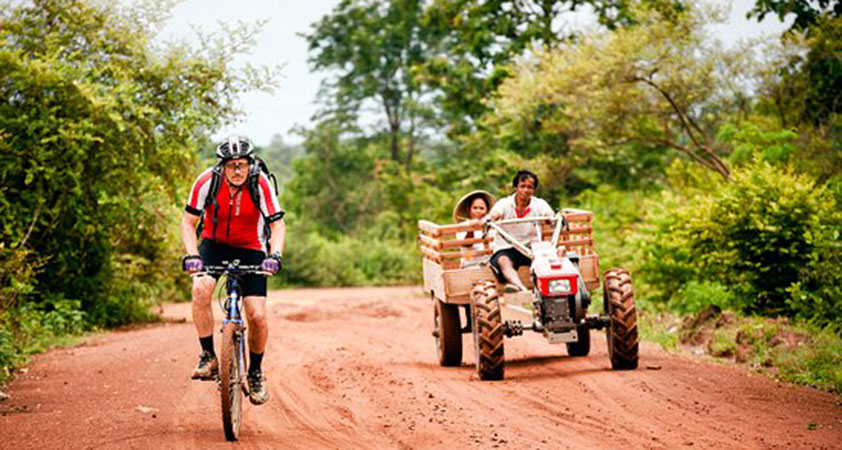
207, 263, 268, 377
196, 260, 269, 441
221, 272, 246, 392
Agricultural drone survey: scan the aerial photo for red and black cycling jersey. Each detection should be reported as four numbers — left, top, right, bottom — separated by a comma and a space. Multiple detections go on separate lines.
185, 168, 284, 252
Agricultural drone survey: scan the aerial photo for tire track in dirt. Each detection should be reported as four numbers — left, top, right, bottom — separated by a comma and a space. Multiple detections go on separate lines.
1, 286, 839, 449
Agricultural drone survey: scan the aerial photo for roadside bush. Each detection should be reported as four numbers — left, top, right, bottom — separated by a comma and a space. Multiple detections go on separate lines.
574, 185, 654, 273
277, 220, 420, 287
671, 281, 740, 315
0, 326, 16, 383
0, 296, 88, 384
639, 160, 842, 325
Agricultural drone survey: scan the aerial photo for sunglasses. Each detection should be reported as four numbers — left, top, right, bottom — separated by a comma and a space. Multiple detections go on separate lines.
224, 162, 249, 172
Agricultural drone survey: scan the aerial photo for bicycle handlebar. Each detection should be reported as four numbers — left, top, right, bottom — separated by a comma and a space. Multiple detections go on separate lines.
191, 264, 271, 277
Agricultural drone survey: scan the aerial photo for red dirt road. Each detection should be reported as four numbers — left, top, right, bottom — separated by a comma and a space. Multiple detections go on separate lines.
1, 286, 840, 449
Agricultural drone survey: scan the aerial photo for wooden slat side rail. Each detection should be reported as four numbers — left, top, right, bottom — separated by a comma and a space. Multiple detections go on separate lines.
418, 220, 491, 271
418, 234, 441, 250
421, 235, 493, 249
550, 238, 594, 248
541, 225, 594, 235
437, 249, 493, 260
435, 222, 484, 235
418, 220, 483, 236
418, 220, 442, 238
532, 210, 597, 257
439, 237, 493, 249
420, 246, 443, 263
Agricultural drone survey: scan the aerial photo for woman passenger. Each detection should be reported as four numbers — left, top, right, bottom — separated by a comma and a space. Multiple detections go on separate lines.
453, 190, 495, 267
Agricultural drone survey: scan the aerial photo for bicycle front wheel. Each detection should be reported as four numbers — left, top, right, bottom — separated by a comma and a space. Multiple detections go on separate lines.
219, 321, 243, 441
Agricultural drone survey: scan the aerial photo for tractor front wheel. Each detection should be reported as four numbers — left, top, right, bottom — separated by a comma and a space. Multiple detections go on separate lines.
566, 324, 591, 356
471, 281, 505, 380
603, 268, 639, 370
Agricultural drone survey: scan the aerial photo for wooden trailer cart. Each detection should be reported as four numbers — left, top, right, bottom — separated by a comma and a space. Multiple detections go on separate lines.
418, 208, 640, 380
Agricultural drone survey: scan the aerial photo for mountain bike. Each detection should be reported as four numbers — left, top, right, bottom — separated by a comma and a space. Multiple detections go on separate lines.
194, 260, 268, 441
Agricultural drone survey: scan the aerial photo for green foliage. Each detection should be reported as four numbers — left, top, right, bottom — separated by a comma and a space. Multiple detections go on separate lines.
0, 296, 88, 384
0, 246, 43, 314
797, 17, 842, 126
574, 185, 653, 271
638, 310, 681, 350
672, 281, 739, 315
772, 325, 842, 393
754, 16, 842, 130
375, 161, 452, 239
421, 0, 686, 131
256, 134, 303, 186
719, 122, 798, 165
493, 3, 739, 180
277, 222, 420, 287
304, 0, 435, 165
748, 0, 841, 33
638, 158, 842, 325
283, 123, 380, 235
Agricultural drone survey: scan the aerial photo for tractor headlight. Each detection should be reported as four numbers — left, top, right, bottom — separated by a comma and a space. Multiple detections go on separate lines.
548, 278, 572, 295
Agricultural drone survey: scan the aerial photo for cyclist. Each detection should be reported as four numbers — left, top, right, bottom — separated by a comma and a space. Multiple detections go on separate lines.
180, 136, 285, 406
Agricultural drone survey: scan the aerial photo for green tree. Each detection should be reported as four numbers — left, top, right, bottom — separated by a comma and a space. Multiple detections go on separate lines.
748, 0, 841, 32
283, 123, 380, 234
638, 159, 842, 326
304, 0, 435, 168
420, 0, 686, 133
256, 134, 303, 186
493, 4, 741, 179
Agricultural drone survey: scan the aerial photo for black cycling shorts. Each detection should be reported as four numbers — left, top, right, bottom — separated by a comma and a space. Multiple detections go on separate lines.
489, 248, 532, 283
199, 240, 267, 297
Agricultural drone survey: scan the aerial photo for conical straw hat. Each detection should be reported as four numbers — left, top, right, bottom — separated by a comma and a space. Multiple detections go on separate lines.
452, 190, 496, 223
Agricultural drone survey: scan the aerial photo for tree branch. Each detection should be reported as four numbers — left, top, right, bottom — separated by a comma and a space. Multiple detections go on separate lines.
632, 75, 730, 179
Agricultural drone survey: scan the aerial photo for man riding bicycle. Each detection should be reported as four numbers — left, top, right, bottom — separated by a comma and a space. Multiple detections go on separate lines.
179, 135, 285, 405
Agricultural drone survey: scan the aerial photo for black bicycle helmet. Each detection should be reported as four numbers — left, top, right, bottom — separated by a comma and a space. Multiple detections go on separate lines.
215, 135, 255, 161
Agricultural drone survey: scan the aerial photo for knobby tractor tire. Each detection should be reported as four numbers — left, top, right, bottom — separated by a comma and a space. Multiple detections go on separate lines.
219, 322, 243, 441
566, 324, 591, 357
603, 268, 639, 370
471, 281, 505, 381
435, 298, 463, 367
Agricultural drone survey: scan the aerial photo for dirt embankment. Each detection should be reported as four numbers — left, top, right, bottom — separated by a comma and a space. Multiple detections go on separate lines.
1, 286, 840, 449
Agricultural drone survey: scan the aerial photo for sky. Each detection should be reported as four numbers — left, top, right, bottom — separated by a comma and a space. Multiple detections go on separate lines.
157, 0, 792, 147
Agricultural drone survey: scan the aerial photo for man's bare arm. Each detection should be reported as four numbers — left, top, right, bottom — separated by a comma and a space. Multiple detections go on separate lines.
268, 219, 285, 256
180, 212, 201, 255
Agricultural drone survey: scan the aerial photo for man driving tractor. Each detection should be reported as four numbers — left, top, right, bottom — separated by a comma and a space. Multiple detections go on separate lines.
480, 169, 555, 293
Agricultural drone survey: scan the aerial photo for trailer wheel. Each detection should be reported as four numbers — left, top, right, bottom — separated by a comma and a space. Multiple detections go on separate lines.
471, 281, 505, 380
603, 269, 638, 370
435, 298, 462, 366
566, 324, 591, 356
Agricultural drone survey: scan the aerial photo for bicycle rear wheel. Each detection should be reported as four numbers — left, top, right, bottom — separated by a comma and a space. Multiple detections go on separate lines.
219, 321, 243, 441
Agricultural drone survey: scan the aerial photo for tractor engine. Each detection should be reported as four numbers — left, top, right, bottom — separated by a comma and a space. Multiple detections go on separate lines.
530, 242, 583, 333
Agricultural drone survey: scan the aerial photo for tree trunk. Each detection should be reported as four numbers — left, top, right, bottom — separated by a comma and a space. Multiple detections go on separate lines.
390, 121, 400, 163
405, 108, 416, 170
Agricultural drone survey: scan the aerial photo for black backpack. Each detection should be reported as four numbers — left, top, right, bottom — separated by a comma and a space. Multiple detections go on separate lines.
196, 156, 281, 247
